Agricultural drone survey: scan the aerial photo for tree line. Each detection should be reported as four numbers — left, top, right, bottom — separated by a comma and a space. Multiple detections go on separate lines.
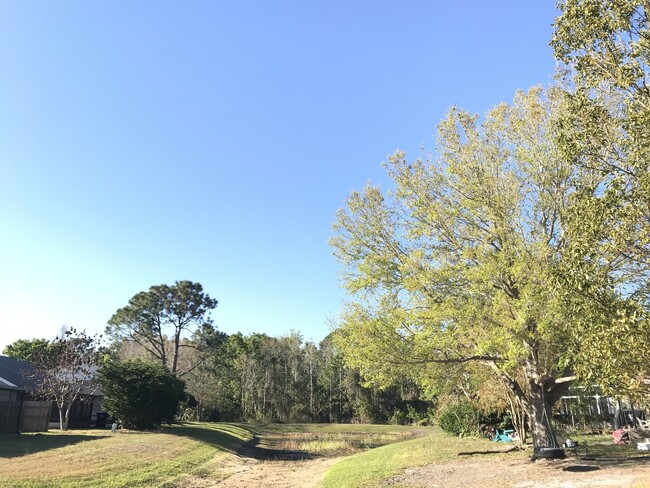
3, 281, 433, 429
191, 331, 431, 424
115, 325, 431, 425
104, 280, 433, 424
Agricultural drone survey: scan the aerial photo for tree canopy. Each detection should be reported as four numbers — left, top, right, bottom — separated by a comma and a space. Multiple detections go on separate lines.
106, 281, 218, 375
552, 0, 650, 395
330, 85, 648, 447
3, 338, 52, 363
5, 330, 102, 430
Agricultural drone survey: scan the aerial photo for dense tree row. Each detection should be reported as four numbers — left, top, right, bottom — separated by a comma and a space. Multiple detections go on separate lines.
3, 281, 434, 429
115, 330, 431, 425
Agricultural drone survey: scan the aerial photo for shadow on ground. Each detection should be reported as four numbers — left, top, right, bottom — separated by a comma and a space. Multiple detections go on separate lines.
162, 424, 250, 455
238, 435, 314, 461
458, 446, 523, 456
563, 465, 601, 472
565, 442, 650, 469
529, 448, 650, 475
0, 433, 110, 458
580, 454, 650, 469
163, 423, 314, 460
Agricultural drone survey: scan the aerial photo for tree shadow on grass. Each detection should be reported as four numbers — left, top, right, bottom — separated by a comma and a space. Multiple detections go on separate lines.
0, 433, 110, 458
161, 423, 253, 456
566, 443, 650, 469
583, 454, 650, 468
237, 435, 314, 461
164, 424, 313, 461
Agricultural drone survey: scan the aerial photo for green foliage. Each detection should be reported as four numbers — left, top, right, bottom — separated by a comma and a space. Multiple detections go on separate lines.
11, 329, 102, 430
97, 359, 185, 430
552, 0, 650, 397
107, 281, 218, 374
2, 338, 52, 362
437, 402, 481, 436
162, 329, 431, 425
390, 405, 435, 426
331, 86, 582, 447
389, 408, 408, 425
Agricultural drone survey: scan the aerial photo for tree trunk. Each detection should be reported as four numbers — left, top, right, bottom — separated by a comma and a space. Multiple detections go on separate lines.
59, 402, 73, 431
329, 376, 333, 423
309, 361, 314, 422
491, 358, 568, 449
505, 389, 527, 445
58, 402, 66, 431
527, 379, 559, 448
172, 330, 181, 374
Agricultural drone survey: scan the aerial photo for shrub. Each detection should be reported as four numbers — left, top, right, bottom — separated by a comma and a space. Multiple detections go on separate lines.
97, 359, 185, 430
389, 408, 408, 425
437, 402, 481, 435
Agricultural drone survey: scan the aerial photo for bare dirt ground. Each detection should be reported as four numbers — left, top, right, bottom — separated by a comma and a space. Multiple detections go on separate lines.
213, 456, 342, 488
177, 433, 650, 488
181, 453, 650, 488
176, 433, 343, 488
383, 455, 650, 488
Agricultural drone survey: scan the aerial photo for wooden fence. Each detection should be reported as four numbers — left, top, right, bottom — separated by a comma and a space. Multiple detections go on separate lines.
20, 401, 51, 432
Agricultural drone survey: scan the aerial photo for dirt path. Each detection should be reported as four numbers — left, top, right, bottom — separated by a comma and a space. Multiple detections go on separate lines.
177, 432, 343, 488
180, 431, 650, 487
384, 456, 650, 487
214, 456, 341, 488
178, 452, 650, 488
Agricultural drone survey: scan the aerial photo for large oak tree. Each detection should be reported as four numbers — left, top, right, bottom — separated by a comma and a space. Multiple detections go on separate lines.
330, 86, 641, 448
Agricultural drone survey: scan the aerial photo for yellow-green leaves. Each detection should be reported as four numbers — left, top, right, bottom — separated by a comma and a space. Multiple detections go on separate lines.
331, 87, 576, 390
552, 0, 650, 397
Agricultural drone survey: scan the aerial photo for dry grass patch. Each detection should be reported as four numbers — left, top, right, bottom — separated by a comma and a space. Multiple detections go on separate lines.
271, 431, 412, 456
238, 422, 425, 458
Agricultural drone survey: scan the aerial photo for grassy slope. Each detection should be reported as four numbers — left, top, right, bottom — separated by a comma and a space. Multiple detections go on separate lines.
0, 422, 423, 487
0, 423, 252, 488
0, 422, 541, 487
322, 427, 524, 488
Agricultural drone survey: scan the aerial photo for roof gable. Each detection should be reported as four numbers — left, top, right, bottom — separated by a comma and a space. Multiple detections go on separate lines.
0, 356, 39, 391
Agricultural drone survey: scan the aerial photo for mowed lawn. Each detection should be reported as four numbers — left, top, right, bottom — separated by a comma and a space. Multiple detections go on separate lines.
4, 422, 646, 488
323, 430, 650, 488
0, 422, 427, 487
322, 426, 523, 488
0, 423, 252, 488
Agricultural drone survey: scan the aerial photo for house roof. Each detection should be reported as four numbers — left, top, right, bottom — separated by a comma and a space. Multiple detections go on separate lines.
0, 356, 40, 391
0, 356, 103, 397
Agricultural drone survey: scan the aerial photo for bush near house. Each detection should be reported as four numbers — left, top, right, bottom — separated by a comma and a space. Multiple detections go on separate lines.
97, 360, 185, 429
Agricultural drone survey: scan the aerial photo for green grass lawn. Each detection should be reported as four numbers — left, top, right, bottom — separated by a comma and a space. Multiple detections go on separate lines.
322, 428, 650, 488
4, 422, 643, 488
322, 427, 526, 488
0, 423, 252, 488
0, 422, 424, 487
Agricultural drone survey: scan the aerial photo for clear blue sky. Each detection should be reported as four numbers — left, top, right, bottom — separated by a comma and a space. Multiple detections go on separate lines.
0, 1, 557, 351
